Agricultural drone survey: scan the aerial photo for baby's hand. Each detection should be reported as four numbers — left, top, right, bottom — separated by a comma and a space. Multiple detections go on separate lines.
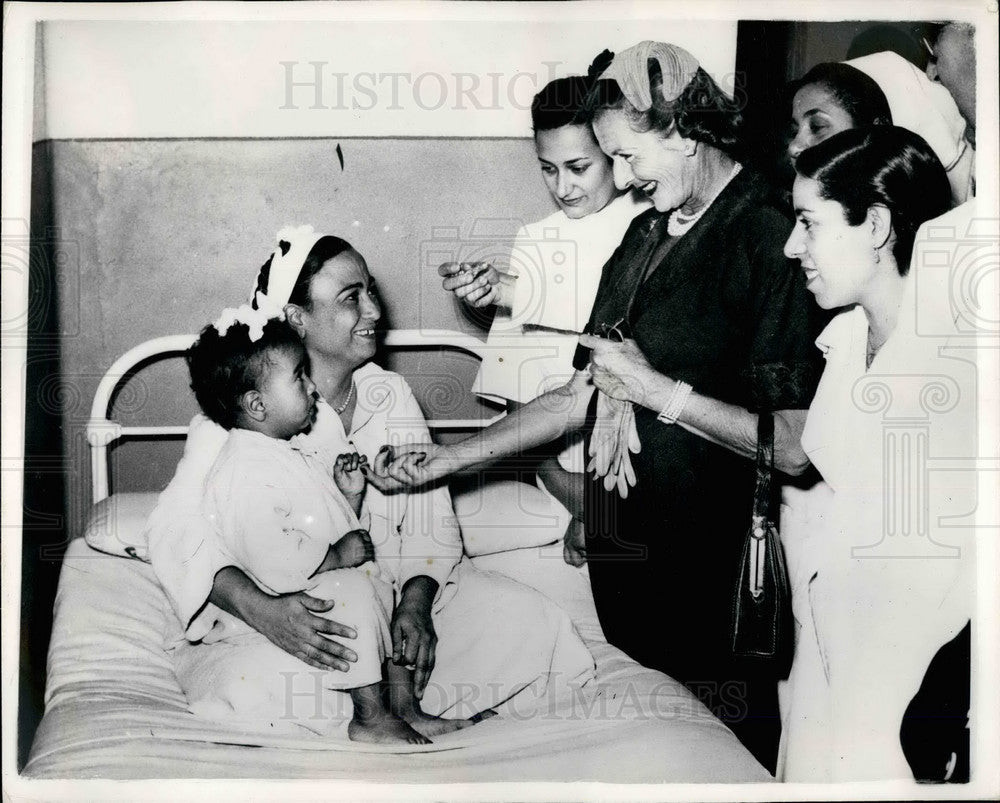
330, 529, 375, 569
334, 452, 368, 499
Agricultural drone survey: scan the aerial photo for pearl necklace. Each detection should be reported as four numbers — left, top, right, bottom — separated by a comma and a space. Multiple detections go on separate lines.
667, 162, 742, 237
333, 380, 356, 414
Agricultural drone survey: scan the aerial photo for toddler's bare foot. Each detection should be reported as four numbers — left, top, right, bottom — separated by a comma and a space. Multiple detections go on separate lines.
348, 711, 431, 745
403, 708, 495, 738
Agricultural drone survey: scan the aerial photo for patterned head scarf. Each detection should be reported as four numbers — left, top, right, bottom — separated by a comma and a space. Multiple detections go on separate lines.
215, 225, 325, 342
257, 224, 325, 307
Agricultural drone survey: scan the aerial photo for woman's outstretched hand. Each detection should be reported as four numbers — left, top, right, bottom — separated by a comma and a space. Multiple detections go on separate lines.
439, 261, 501, 308
363, 443, 456, 490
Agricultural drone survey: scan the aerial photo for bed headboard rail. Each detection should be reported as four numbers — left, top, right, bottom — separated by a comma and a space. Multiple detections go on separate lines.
86, 329, 500, 504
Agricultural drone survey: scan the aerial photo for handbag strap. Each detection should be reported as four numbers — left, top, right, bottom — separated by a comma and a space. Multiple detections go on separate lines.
747, 413, 776, 599
752, 412, 775, 523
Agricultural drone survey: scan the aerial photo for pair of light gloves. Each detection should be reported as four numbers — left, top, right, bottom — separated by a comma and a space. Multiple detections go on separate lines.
588, 391, 640, 499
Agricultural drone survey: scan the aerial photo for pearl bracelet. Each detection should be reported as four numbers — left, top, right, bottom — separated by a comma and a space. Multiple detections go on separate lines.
657, 380, 693, 425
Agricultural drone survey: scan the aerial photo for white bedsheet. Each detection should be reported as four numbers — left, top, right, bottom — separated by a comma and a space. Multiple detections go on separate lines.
26, 534, 769, 783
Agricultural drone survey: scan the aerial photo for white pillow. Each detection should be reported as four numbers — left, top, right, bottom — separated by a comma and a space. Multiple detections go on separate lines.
86, 414, 227, 563
453, 479, 571, 558
83, 491, 159, 561
82, 477, 568, 563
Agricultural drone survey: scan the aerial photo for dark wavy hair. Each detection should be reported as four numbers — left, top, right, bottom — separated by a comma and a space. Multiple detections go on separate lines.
531, 74, 600, 132
795, 126, 950, 274
788, 63, 892, 128
187, 317, 305, 430
583, 48, 743, 157
251, 235, 355, 311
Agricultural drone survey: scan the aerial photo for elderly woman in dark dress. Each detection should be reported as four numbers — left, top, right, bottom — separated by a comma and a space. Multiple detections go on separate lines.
378, 41, 824, 774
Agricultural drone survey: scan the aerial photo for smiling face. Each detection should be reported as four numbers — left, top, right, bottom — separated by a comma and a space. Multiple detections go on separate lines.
534, 123, 618, 218
592, 109, 693, 213
296, 249, 382, 374
784, 175, 879, 309
788, 83, 856, 165
258, 344, 317, 439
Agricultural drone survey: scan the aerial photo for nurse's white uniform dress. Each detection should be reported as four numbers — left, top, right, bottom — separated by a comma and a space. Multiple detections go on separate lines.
778, 203, 980, 780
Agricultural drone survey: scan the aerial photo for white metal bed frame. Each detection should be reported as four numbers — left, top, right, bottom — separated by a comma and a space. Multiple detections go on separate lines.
86, 329, 503, 504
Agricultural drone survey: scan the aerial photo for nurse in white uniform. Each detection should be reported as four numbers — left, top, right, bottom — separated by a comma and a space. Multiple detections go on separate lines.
439, 69, 649, 564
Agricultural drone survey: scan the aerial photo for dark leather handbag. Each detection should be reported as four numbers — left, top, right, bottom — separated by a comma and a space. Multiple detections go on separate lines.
731, 412, 794, 678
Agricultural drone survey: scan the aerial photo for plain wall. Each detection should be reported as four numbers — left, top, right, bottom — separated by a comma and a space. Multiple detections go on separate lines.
36, 18, 739, 139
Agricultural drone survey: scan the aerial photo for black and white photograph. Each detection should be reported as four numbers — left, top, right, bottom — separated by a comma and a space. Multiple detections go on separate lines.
2, 1, 998, 800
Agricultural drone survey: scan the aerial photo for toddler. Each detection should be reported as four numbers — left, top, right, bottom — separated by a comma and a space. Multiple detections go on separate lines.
186, 306, 473, 743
